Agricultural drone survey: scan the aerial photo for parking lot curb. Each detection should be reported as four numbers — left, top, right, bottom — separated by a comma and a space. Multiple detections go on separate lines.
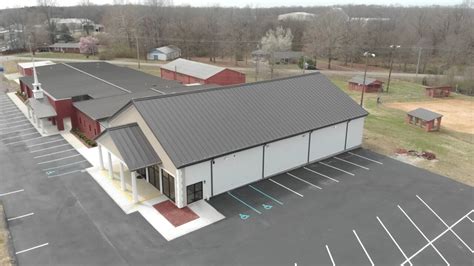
0, 201, 18, 266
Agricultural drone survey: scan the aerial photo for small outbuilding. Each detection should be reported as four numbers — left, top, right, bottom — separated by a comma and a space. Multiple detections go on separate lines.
160, 58, 245, 86
147, 46, 181, 61
424, 86, 453, 98
406, 108, 443, 132
18, 61, 55, 76
348, 76, 383, 93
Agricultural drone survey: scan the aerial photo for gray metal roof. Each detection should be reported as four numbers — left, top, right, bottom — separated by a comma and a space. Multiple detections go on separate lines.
407, 108, 442, 121
132, 73, 368, 169
49, 42, 80, 49
73, 84, 218, 121
151, 46, 181, 55
26, 97, 57, 118
160, 58, 227, 80
19, 62, 182, 100
348, 76, 382, 85
97, 123, 161, 171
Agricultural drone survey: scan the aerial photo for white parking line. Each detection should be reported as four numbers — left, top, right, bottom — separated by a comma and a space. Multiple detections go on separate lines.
0, 189, 24, 197
303, 167, 339, 182
0, 109, 18, 115
348, 152, 383, 165
376, 216, 413, 266
0, 113, 20, 119
0, 106, 17, 112
416, 195, 473, 253
47, 169, 83, 178
15, 242, 49, 255
33, 148, 76, 159
30, 144, 70, 153
325, 245, 335, 266
1, 132, 38, 141
37, 154, 81, 165
26, 138, 63, 148
0, 116, 23, 122
0, 120, 28, 127
334, 157, 370, 170
401, 210, 473, 265
1, 127, 35, 134
268, 178, 304, 197
0, 121, 30, 128
287, 173, 322, 189
319, 162, 355, 176
397, 205, 449, 265
7, 212, 34, 221
5, 135, 51, 145
468, 216, 474, 223
42, 160, 88, 171
353, 230, 374, 266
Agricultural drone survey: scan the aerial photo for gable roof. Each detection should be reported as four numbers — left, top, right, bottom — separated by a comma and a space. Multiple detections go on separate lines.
96, 123, 161, 171
348, 76, 383, 86
130, 73, 368, 169
19, 62, 182, 100
407, 108, 442, 121
150, 46, 180, 55
49, 42, 80, 49
160, 58, 227, 80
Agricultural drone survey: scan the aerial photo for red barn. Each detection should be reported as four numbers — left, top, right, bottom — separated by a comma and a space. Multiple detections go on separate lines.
160, 58, 245, 86
424, 86, 453, 98
17, 61, 55, 76
348, 76, 383, 93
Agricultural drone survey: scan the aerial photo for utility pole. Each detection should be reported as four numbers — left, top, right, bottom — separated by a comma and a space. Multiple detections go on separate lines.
415, 47, 422, 77
360, 51, 375, 107
135, 33, 140, 69
386, 45, 400, 93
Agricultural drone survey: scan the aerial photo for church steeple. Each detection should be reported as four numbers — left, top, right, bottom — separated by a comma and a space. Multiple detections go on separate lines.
32, 57, 44, 99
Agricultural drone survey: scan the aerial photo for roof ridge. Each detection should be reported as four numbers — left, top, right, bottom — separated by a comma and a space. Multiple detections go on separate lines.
62, 62, 132, 94
132, 72, 322, 104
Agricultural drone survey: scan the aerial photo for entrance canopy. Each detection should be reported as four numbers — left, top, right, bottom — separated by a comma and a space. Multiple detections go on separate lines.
26, 97, 57, 119
96, 123, 161, 171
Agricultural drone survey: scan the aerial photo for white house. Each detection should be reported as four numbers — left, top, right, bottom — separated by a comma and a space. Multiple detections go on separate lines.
147, 46, 181, 61
95, 73, 368, 208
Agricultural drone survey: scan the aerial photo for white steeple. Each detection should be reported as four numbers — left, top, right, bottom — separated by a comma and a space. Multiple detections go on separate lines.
32, 56, 44, 99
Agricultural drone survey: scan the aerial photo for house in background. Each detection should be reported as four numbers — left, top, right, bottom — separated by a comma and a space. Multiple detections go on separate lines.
49, 42, 81, 53
348, 76, 384, 93
160, 58, 245, 86
147, 46, 181, 61
251, 50, 303, 64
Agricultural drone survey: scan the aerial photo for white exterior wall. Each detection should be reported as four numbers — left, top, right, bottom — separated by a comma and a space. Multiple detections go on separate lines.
212, 146, 263, 196
309, 122, 347, 162
182, 161, 212, 200
264, 133, 309, 177
346, 117, 365, 149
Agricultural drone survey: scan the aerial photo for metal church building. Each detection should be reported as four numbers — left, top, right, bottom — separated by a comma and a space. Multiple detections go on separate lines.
96, 73, 368, 208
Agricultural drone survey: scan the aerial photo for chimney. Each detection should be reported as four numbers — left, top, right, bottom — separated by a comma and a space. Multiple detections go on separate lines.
32, 58, 44, 99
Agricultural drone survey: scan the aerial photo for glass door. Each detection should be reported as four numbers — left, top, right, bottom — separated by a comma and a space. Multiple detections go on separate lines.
161, 169, 175, 202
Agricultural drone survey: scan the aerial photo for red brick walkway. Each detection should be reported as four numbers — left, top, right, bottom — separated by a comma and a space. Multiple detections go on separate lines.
153, 200, 199, 227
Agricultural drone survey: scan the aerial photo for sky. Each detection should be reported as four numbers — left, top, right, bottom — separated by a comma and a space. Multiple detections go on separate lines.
0, 0, 463, 9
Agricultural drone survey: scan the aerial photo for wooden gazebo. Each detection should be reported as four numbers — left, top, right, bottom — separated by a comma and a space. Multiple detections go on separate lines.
406, 108, 443, 132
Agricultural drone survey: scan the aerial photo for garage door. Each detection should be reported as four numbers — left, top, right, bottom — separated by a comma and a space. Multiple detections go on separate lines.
346, 117, 365, 149
264, 133, 309, 178
212, 145, 263, 196
309, 122, 347, 162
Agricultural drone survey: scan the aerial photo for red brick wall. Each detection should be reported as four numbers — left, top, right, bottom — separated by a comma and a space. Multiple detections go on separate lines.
205, 69, 245, 85
19, 67, 33, 76
72, 107, 101, 139
161, 69, 176, 81
47, 97, 73, 131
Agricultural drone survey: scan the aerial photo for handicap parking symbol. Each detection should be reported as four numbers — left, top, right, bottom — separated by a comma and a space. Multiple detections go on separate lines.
262, 204, 273, 210
46, 170, 56, 175
239, 213, 250, 220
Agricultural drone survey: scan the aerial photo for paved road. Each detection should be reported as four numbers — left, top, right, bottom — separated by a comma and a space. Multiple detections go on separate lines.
3, 55, 446, 79
0, 87, 472, 265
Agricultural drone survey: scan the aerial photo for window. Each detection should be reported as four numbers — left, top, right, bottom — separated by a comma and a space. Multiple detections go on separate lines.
161, 169, 175, 202
186, 182, 203, 204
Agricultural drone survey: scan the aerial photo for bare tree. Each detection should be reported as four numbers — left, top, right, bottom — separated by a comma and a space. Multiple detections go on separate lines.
37, 0, 57, 44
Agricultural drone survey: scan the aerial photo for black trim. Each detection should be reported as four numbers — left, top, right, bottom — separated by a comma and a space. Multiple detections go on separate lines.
210, 160, 214, 197
262, 145, 266, 179
344, 120, 350, 150
307, 130, 312, 163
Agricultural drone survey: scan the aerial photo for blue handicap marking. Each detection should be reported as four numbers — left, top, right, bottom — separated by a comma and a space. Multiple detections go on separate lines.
46, 170, 56, 175
262, 204, 273, 210
239, 213, 250, 220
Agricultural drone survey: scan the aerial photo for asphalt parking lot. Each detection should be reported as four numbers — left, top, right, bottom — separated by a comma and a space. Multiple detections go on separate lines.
1, 92, 472, 265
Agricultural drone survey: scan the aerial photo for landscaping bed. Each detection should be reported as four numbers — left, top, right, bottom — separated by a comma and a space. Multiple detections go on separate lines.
71, 128, 97, 148
0, 202, 16, 266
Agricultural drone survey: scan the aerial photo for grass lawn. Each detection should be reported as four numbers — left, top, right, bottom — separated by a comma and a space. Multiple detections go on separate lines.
0, 204, 13, 266
329, 75, 474, 186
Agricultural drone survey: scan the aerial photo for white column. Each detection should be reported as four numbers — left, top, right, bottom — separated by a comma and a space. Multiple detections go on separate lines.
175, 169, 185, 208
40, 119, 45, 134
36, 114, 40, 126
107, 152, 113, 179
32, 113, 36, 124
27, 107, 31, 119
120, 163, 125, 191
145, 167, 149, 183
131, 171, 138, 203
159, 166, 163, 192
98, 145, 105, 170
